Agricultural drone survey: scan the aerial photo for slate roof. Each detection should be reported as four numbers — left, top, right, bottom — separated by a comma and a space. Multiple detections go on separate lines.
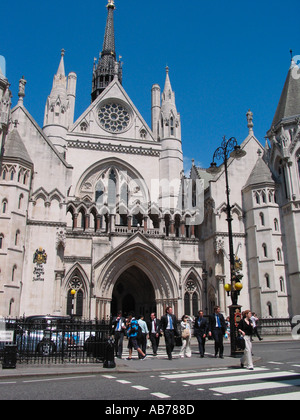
272, 60, 300, 126
245, 158, 274, 188
3, 128, 33, 165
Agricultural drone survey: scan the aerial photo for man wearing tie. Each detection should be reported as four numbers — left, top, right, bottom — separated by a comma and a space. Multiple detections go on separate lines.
160, 306, 179, 360
208, 306, 226, 358
148, 312, 160, 356
194, 310, 208, 358
110, 311, 126, 359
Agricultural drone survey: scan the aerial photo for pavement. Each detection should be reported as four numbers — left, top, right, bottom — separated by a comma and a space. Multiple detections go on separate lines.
0, 335, 294, 379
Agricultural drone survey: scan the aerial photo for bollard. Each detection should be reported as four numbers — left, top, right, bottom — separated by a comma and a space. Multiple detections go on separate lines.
103, 337, 116, 368
2, 344, 17, 369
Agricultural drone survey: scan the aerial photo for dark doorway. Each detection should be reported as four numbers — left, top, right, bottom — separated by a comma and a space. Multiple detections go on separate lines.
112, 266, 156, 318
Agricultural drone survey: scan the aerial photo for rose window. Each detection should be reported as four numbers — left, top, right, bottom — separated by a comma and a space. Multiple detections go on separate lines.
98, 102, 131, 133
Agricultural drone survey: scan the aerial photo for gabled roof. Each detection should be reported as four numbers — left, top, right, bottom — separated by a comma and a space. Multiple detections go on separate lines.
272, 60, 300, 127
3, 128, 33, 166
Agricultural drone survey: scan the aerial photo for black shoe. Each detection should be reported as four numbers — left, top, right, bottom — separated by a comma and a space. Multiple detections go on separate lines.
220, 355, 224, 359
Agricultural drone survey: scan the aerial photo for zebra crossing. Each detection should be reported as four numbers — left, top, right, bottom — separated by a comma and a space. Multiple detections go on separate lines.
159, 366, 300, 400
121, 347, 215, 359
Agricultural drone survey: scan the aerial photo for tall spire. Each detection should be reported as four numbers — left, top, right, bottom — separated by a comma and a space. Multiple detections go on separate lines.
271, 54, 300, 127
91, 0, 122, 102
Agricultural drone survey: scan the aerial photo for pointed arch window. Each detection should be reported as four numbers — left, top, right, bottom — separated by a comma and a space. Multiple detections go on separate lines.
170, 117, 174, 136
12, 265, 17, 282
95, 179, 105, 206
267, 302, 273, 317
15, 230, 20, 246
279, 277, 285, 293
2, 199, 7, 214
259, 212, 265, 226
265, 273, 270, 289
18, 194, 24, 210
67, 275, 84, 317
108, 169, 116, 209
262, 243, 268, 258
277, 248, 282, 262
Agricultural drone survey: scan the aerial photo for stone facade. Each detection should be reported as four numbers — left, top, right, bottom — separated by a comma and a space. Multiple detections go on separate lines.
0, 1, 299, 320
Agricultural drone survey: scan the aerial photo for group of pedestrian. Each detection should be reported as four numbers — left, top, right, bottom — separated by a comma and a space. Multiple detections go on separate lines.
110, 305, 263, 368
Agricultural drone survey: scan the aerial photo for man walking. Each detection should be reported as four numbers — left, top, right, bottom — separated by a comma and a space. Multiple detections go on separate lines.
208, 306, 226, 358
110, 311, 126, 358
194, 310, 208, 358
148, 312, 160, 356
160, 306, 179, 360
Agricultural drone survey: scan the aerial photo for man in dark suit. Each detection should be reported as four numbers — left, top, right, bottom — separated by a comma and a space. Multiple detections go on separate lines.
147, 312, 161, 356
194, 310, 208, 358
110, 311, 126, 358
208, 306, 226, 358
160, 306, 179, 360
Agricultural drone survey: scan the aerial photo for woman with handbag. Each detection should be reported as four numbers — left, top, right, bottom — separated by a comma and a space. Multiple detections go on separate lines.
179, 315, 192, 358
238, 310, 254, 370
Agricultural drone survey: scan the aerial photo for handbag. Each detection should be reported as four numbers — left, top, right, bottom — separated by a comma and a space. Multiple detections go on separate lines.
236, 335, 246, 350
182, 329, 190, 339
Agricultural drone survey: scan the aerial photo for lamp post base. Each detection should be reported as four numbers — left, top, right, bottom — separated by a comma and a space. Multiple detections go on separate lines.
229, 304, 244, 358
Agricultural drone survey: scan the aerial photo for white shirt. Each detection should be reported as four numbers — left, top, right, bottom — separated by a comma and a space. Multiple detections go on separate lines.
138, 319, 149, 334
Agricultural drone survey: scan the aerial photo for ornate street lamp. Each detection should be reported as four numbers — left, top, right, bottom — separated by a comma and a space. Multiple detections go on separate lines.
70, 289, 76, 318
207, 136, 246, 357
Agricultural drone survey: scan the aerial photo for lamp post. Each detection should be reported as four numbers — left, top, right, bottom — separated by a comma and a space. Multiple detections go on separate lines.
207, 136, 246, 357
70, 289, 76, 318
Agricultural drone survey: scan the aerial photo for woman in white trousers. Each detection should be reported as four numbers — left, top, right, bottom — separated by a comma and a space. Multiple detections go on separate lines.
179, 315, 192, 358
238, 310, 254, 370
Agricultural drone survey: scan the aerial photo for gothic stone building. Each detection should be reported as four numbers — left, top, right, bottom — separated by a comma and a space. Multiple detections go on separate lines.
0, 1, 299, 320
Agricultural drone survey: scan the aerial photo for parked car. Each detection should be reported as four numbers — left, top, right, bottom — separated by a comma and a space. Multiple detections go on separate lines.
16, 315, 72, 356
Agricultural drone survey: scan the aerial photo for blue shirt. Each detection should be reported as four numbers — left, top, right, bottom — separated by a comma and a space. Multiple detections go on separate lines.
127, 318, 139, 338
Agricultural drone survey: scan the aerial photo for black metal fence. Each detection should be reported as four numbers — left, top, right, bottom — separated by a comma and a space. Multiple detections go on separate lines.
0, 317, 111, 365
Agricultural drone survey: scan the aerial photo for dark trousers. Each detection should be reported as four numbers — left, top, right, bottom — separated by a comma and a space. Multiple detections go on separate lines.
195, 334, 206, 356
212, 328, 224, 356
114, 331, 124, 357
150, 333, 160, 355
138, 333, 147, 358
253, 327, 263, 340
164, 329, 175, 359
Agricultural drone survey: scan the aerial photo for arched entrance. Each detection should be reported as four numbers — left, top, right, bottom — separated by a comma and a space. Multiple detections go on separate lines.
94, 234, 181, 319
111, 266, 156, 318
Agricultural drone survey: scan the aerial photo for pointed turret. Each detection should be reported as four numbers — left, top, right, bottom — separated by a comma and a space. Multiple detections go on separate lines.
159, 67, 181, 140
43, 50, 77, 153
272, 57, 300, 127
91, 0, 122, 102
267, 54, 300, 203
158, 67, 183, 211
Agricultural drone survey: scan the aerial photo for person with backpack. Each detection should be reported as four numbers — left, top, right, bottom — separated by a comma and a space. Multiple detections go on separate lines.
126, 312, 147, 360
138, 315, 149, 358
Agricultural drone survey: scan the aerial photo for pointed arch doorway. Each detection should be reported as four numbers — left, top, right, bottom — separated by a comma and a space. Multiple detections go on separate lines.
111, 266, 156, 318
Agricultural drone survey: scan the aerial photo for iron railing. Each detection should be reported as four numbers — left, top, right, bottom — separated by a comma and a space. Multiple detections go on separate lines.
0, 317, 111, 365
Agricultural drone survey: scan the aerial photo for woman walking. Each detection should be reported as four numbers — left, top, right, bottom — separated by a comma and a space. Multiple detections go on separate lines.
179, 315, 192, 358
238, 310, 254, 370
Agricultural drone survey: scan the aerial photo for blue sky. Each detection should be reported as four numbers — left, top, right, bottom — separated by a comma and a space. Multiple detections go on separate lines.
1, 0, 299, 170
